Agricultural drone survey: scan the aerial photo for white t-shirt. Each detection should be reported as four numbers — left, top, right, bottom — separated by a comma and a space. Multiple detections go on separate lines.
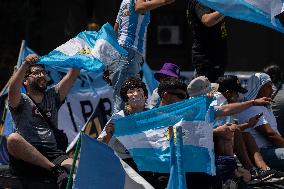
238, 106, 279, 148
212, 92, 233, 128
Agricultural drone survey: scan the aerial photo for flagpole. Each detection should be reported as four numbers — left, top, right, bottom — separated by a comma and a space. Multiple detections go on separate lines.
16, 40, 26, 69
167, 126, 178, 189
66, 133, 82, 189
176, 126, 186, 189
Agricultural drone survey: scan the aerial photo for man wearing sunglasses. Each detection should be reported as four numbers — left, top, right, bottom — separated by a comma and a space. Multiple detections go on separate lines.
157, 78, 188, 106
7, 54, 80, 188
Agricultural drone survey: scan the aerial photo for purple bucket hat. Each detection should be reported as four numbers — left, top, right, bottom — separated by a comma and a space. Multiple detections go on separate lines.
154, 63, 181, 81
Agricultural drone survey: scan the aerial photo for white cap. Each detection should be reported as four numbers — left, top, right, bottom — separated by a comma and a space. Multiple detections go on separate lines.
187, 76, 219, 97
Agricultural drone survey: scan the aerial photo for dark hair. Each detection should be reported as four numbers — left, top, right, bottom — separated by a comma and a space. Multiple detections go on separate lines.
263, 65, 282, 84
24, 64, 45, 80
120, 77, 148, 102
157, 78, 187, 98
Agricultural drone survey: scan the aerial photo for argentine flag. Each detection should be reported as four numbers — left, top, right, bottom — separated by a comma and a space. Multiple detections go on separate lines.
39, 23, 128, 72
73, 134, 154, 189
114, 96, 215, 175
196, 0, 284, 33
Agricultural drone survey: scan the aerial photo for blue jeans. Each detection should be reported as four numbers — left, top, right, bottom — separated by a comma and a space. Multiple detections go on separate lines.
260, 147, 284, 171
110, 47, 143, 113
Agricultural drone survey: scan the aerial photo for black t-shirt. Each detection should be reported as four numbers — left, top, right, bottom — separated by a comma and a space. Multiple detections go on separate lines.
190, 0, 228, 67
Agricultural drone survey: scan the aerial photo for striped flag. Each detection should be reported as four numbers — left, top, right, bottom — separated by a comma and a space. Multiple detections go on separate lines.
39, 23, 128, 72
114, 96, 215, 175
73, 134, 154, 189
196, 0, 284, 33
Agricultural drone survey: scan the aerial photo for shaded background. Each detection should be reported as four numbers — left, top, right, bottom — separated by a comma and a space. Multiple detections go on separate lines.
1, 0, 284, 90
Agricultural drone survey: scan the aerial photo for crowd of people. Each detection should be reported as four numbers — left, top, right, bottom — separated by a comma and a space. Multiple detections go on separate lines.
4, 0, 284, 189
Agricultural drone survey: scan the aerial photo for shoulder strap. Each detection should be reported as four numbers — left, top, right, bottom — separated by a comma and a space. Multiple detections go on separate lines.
28, 95, 56, 129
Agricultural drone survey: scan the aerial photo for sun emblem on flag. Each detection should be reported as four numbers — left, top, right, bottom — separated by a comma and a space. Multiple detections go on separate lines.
165, 127, 176, 141
79, 48, 91, 54
164, 127, 186, 141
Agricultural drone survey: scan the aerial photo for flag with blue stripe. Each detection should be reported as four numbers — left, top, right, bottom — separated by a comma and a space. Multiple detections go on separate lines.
39, 23, 128, 72
114, 96, 215, 175
73, 134, 154, 189
196, 0, 284, 33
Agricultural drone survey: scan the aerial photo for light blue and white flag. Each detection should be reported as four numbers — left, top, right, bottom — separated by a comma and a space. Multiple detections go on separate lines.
39, 23, 128, 72
1, 40, 114, 148
114, 96, 215, 175
197, 0, 284, 33
73, 134, 154, 189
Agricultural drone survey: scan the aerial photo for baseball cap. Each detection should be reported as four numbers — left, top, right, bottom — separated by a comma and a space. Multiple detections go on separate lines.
187, 76, 219, 97
216, 75, 247, 94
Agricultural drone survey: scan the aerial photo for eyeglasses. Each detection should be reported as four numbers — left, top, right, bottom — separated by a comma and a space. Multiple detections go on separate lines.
29, 70, 47, 77
168, 92, 188, 99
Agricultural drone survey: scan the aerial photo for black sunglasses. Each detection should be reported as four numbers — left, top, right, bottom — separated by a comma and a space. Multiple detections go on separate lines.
168, 92, 188, 99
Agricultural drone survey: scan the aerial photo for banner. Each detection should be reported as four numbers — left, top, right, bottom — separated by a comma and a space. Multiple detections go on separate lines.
114, 96, 215, 175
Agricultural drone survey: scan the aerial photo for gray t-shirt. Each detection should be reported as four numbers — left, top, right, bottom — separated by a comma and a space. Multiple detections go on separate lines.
272, 83, 284, 136
9, 86, 63, 149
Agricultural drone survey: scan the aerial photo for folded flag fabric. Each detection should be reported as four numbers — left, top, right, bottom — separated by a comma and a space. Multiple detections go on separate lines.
196, 0, 284, 33
73, 134, 154, 189
114, 96, 215, 175
39, 23, 128, 72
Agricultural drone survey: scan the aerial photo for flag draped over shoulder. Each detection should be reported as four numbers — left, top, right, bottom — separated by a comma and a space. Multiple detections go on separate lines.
114, 96, 215, 175
196, 0, 284, 33
73, 134, 154, 189
39, 23, 128, 72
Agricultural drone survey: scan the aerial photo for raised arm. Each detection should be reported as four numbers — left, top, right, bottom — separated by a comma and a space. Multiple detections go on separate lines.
215, 97, 272, 117
201, 11, 225, 27
135, 0, 175, 14
114, 22, 119, 34
57, 68, 80, 102
8, 54, 38, 108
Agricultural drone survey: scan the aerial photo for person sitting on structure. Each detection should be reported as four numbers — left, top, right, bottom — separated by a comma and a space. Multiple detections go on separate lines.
238, 73, 284, 172
7, 54, 80, 188
215, 75, 284, 183
187, 76, 281, 185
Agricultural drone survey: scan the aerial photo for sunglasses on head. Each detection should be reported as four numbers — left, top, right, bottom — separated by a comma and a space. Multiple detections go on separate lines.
168, 91, 188, 99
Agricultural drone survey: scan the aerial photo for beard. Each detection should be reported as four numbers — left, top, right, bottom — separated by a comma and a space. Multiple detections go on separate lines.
29, 79, 47, 93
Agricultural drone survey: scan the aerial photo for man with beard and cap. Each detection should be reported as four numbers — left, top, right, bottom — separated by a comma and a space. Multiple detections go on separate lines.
7, 54, 80, 188
238, 73, 284, 172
